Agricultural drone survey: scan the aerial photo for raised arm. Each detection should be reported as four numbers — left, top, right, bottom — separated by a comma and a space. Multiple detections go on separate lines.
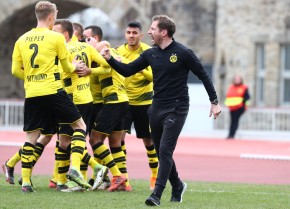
101, 46, 150, 77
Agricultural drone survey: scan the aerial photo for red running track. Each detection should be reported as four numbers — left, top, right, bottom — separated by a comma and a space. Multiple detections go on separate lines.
1, 131, 290, 185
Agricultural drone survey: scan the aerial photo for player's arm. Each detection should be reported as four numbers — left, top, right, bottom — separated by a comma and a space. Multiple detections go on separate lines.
57, 35, 82, 73
11, 60, 24, 80
59, 58, 76, 73
89, 44, 110, 67
140, 67, 153, 82
91, 66, 111, 75
101, 46, 149, 77
11, 42, 24, 80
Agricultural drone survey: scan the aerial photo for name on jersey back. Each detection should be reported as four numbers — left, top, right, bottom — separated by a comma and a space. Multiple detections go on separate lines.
25, 36, 45, 42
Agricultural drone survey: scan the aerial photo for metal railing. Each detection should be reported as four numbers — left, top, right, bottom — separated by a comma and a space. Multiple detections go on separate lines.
0, 100, 24, 129
215, 107, 290, 131
1, 100, 290, 133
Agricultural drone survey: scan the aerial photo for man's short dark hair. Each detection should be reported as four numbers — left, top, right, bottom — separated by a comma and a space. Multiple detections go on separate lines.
84, 25, 103, 41
152, 15, 176, 38
55, 19, 73, 39
127, 21, 142, 31
73, 22, 84, 39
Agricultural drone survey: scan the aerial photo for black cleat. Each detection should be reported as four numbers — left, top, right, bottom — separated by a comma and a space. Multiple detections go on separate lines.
22, 185, 36, 193
145, 193, 160, 206
2, 162, 15, 184
170, 182, 187, 202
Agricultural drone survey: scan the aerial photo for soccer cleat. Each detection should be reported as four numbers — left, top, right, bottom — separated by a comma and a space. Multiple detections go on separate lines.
107, 175, 127, 192
150, 177, 156, 191
2, 162, 15, 184
97, 176, 111, 190
56, 184, 68, 191
145, 193, 160, 206
66, 168, 92, 189
22, 185, 36, 193
48, 180, 57, 188
58, 181, 85, 192
92, 166, 109, 190
170, 182, 187, 202
117, 183, 132, 192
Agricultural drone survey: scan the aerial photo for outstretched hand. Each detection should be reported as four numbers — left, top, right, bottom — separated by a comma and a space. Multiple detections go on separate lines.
209, 104, 222, 119
100, 46, 111, 60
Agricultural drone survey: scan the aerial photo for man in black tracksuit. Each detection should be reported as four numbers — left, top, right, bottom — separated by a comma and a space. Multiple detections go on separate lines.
101, 15, 222, 206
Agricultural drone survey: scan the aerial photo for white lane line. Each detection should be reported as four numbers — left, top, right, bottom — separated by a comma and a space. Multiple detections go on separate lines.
188, 189, 290, 196
0, 142, 23, 147
240, 153, 290, 161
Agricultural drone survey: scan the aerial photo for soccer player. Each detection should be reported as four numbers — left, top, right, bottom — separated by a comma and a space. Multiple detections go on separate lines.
117, 21, 158, 191
72, 22, 84, 41
2, 132, 55, 185
80, 26, 112, 189
11, 1, 88, 192
86, 41, 130, 192
52, 19, 110, 191
101, 15, 222, 206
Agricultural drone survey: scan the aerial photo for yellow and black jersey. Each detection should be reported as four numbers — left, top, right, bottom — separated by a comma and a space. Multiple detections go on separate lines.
90, 74, 103, 104
98, 48, 129, 104
117, 42, 153, 105
12, 28, 68, 98
62, 41, 109, 105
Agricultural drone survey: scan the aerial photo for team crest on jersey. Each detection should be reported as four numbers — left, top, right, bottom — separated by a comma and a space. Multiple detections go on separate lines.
170, 54, 177, 63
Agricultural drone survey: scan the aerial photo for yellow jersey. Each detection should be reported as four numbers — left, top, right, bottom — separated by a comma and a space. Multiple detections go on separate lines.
117, 42, 153, 105
63, 41, 109, 105
12, 28, 69, 98
98, 48, 129, 104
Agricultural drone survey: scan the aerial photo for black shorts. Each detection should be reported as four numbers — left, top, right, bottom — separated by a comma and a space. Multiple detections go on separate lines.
89, 103, 103, 133
59, 102, 93, 136
124, 105, 151, 138
92, 102, 129, 135
23, 90, 81, 133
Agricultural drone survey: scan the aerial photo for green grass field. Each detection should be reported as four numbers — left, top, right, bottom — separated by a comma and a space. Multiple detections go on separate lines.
1, 175, 290, 209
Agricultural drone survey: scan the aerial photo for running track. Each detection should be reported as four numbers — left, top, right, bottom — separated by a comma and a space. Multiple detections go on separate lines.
1, 131, 290, 185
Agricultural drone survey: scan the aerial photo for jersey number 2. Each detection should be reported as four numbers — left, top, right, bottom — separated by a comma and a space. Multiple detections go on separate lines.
30, 44, 39, 68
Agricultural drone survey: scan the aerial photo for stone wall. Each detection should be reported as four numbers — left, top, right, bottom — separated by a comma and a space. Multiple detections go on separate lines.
150, 0, 216, 64
0, 0, 216, 98
215, 0, 290, 106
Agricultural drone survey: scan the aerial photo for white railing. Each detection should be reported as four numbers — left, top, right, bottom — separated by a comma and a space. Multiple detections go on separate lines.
215, 107, 290, 131
1, 99, 290, 133
0, 100, 24, 130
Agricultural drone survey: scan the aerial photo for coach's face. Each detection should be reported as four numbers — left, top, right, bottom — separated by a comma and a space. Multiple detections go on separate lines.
148, 21, 162, 46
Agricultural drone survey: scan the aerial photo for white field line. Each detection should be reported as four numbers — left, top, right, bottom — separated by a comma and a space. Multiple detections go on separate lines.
240, 153, 290, 161
0, 142, 22, 147
188, 189, 290, 196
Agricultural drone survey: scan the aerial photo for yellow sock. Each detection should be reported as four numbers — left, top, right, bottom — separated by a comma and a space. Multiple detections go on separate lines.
111, 146, 129, 185
82, 148, 104, 180
92, 142, 121, 176
7, 147, 22, 167
21, 142, 34, 185
57, 146, 70, 185
70, 129, 86, 171
32, 142, 44, 167
146, 145, 159, 178
51, 140, 59, 182
121, 140, 127, 158
80, 161, 88, 181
